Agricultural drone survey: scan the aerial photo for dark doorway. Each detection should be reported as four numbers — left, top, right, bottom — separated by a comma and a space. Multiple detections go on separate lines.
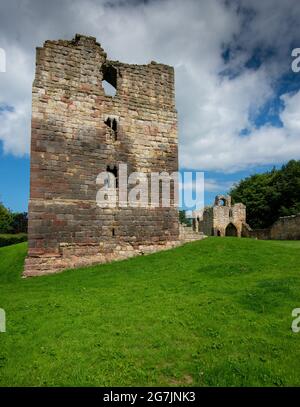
225, 223, 237, 237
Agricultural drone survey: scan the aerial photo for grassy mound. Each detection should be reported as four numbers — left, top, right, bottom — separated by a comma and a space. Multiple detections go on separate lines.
0, 238, 300, 386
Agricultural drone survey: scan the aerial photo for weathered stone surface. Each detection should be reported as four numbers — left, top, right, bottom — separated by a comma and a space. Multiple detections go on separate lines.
242, 213, 300, 240
24, 34, 181, 277
196, 195, 300, 240
270, 214, 300, 240
194, 195, 246, 237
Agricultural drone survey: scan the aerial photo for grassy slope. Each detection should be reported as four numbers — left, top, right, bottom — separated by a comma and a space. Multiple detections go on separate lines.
0, 238, 300, 386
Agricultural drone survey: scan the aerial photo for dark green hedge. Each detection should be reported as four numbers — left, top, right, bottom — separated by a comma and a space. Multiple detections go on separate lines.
0, 233, 27, 247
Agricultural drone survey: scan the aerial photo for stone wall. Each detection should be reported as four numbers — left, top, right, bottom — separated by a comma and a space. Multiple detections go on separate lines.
241, 223, 270, 240
192, 209, 203, 233
201, 196, 246, 237
24, 34, 180, 276
202, 207, 213, 236
270, 214, 300, 240
242, 214, 300, 240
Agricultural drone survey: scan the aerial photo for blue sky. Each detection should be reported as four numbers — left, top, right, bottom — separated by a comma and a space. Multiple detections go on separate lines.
0, 146, 30, 212
1, 0, 300, 212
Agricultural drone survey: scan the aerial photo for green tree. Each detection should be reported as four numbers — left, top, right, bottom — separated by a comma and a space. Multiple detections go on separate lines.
276, 160, 300, 217
0, 203, 13, 233
11, 212, 28, 234
230, 160, 300, 229
179, 210, 192, 226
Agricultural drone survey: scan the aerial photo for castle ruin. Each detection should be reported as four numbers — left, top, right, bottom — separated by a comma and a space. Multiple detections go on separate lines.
194, 195, 246, 237
24, 34, 184, 276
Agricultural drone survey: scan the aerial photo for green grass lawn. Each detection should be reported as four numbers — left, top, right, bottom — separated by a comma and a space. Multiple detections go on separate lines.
0, 237, 300, 386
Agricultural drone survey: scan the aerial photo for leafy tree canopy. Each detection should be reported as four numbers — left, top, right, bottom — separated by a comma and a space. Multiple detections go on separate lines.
179, 210, 192, 226
0, 202, 28, 234
0, 202, 14, 233
230, 160, 300, 229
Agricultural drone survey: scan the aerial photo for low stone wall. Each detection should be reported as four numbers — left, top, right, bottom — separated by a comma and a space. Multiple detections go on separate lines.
270, 214, 300, 240
242, 214, 300, 240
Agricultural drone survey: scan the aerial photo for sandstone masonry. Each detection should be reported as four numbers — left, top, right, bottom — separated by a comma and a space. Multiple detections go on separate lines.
24, 34, 184, 276
193, 195, 246, 237
242, 213, 300, 240
194, 194, 300, 240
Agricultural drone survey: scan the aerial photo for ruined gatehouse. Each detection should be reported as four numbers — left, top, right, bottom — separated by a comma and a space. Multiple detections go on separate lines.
194, 195, 246, 237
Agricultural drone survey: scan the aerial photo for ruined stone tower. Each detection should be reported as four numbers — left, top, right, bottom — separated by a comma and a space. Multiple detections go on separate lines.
24, 34, 179, 276
202, 195, 246, 237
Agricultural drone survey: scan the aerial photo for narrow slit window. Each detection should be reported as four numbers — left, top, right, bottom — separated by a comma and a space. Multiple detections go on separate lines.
112, 119, 117, 132
104, 117, 118, 141
106, 165, 118, 189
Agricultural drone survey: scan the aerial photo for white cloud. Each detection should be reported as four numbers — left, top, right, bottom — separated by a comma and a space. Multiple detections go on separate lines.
205, 178, 235, 192
281, 91, 300, 134
0, 0, 300, 173
0, 104, 31, 155
200, 90, 300, 172
179, 65, 276, 171
0, 41, 35, 155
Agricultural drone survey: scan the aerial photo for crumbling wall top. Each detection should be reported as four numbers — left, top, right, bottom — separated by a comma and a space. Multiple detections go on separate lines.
214, 195, 231, 207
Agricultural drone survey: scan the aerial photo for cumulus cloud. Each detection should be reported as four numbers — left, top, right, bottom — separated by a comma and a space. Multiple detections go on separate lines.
205, 178, 235, 192
0, 0, 300, 172
190, 89, 300, 172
